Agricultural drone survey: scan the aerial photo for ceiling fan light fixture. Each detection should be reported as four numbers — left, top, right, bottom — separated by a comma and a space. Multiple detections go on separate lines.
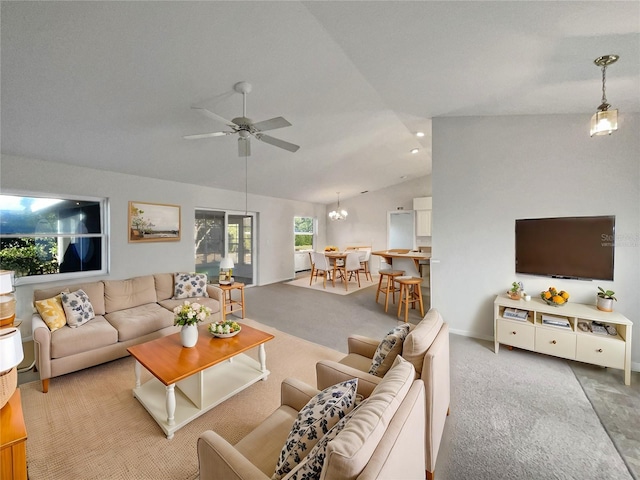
329, 192, 348, 221
590, 55, 619, 137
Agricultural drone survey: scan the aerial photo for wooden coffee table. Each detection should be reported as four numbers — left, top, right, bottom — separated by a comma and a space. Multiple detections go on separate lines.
127, 323, 274, 439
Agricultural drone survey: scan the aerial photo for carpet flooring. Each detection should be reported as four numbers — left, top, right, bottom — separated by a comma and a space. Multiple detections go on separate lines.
18, 318, 632, 479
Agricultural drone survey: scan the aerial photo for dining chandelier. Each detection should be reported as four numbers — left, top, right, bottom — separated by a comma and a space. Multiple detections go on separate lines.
328, 192, 348, 221
590, 54, 619, 137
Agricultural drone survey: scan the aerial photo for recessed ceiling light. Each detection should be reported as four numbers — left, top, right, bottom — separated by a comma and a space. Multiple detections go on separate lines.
410, 148, 419, 154
416, 132, 425, 137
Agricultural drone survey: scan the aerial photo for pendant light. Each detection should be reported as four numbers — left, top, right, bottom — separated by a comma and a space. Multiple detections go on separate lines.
328, 192, 348, 221
590, 55, 619, 137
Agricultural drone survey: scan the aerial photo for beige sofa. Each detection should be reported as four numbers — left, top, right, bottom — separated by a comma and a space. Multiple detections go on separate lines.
31, 273, 223, 393
198, 356, 426, 480
315, 309, 450, 480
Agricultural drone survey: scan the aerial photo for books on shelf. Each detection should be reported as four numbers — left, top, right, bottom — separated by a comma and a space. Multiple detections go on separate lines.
503, 308, 529, 321
541, 314, 570, 328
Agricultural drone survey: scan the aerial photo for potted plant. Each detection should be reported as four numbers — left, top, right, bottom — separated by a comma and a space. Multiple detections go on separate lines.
508, 281, 522, 300
596, 287, 617, 312
173, 300, 212, 347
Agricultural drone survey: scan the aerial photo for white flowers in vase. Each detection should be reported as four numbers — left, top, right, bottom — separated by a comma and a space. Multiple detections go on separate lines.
173, 300, 212, 327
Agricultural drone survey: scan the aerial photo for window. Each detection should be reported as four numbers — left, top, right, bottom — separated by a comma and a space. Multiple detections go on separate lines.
0, 194, 108, 283
294, 217, 315, 252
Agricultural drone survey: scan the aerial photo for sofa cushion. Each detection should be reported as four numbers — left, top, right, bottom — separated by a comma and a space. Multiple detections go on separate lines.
158, 297, 221, 316
35, 293, 68, 332
34, 281, 105, 315
104, 275, 157, 313
322, 356, 415, 479
104, 303, 174, 342
368, 323, 410, 377
402, 309, 444, 375
173, 273, 209, 299
61, 289, 95, 328
286, 400, 367, 480
153, 273, 175, 301
273, 379, 358, 480
50, 316, 118, 358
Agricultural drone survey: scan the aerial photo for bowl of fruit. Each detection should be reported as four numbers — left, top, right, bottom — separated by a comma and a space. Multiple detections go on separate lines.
540, 287, 570, 307
208, 320, 242, 338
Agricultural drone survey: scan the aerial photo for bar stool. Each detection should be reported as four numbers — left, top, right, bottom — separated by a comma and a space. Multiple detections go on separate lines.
396, 277, 425, 323
375, 270, 405, 312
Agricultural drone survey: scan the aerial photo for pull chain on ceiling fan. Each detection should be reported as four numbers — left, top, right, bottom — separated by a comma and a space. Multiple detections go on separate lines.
183, 81, 300, 157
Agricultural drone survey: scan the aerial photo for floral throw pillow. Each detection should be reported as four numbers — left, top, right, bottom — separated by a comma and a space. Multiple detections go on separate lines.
286, 400, 367, 480
173, 273, 209, 299
35, 292, 68, 332
272, 379, 358, 480
368, 323, 411, 376
61, 289, 95, 328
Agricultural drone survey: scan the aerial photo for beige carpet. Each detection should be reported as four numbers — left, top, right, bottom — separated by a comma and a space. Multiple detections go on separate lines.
285, 273, 379, 295
19, 319, 344, 480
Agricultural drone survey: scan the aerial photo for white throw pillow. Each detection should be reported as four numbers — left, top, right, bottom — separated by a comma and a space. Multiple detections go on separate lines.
272, 379, 358, 480
173, 273, 209, 299
61, 289, 95, 328
368, 323, 411, 376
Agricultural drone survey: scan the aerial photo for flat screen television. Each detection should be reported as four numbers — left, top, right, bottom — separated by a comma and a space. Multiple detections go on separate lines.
515, 216, 615, 281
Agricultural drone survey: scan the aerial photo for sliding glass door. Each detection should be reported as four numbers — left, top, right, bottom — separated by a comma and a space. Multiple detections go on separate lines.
195, 209, 255, 285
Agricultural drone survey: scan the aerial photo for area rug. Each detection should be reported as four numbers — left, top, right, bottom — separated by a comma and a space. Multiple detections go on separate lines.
19, 319, 344, 480
285, 273, 379, 295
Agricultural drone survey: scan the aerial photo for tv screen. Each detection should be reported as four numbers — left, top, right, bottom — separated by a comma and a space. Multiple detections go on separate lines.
515, 216, 615, 281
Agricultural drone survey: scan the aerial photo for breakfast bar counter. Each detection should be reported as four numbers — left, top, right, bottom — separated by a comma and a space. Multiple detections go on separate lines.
372, 250, 430, 278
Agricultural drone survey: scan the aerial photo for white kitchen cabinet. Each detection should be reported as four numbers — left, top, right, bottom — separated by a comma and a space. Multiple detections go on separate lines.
413, 197, 432, 237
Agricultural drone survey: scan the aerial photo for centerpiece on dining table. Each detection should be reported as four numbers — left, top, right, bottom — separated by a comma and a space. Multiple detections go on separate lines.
324, 246, 338, 252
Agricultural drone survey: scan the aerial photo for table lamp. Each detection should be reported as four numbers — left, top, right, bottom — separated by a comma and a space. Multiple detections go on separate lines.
0, 328, 24, 409
0, 270, 16, 328
219, 257, 234, 283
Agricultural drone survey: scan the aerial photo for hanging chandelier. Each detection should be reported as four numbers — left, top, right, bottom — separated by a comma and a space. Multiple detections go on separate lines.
590, 54, 619, 137
328, 192, 348, 221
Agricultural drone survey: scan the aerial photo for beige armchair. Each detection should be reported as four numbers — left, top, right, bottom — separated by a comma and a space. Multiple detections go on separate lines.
316, 309, 450, 480
198, 358, 426, 480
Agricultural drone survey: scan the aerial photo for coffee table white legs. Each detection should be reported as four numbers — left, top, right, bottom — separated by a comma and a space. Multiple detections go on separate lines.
259, 344, 268, 378
134, 360, 141, 388
166, 384, 176, 439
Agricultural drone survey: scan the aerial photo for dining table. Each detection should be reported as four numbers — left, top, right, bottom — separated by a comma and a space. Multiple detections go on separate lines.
371, 250, 431, 278
323, 251, 349, 287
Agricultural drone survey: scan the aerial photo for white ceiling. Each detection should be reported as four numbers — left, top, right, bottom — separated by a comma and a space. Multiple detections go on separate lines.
2, 1, 639, 205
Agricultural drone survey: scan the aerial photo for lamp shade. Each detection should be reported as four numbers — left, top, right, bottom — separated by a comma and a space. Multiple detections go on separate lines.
590, 109, 618, 136
220, 257, 235, 270
0, 270, 14, 295
0, 328, 23, 373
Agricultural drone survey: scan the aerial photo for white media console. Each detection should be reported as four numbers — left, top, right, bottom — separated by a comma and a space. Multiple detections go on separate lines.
494, 295, 633, 385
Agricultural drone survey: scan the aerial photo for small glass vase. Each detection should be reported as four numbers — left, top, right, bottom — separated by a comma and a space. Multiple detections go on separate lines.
180, 324, 199, 348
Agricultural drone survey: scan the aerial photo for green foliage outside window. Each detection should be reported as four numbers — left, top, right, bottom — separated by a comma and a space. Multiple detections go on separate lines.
294, 217, 314, 251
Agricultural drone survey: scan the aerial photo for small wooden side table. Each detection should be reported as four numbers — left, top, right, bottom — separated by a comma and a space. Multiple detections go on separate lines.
0, 388, 28, 480
217, 282, 246, 321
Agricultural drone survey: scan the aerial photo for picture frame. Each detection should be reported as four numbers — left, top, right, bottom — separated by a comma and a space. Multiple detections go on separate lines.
128, 201, 181, 243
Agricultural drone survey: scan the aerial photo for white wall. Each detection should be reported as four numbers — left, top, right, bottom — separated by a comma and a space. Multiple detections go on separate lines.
325, 175, 431, 271
432, 113, 640, 368
0, 154, 326, 334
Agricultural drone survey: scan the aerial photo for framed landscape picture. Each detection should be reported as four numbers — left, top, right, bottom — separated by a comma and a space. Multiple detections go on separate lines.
129, 201, 181, 243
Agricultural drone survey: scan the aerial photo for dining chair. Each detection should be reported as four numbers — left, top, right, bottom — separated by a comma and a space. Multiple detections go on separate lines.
310, 251, 332, 288
343, 252, 362, 291
358, 248, 372, 281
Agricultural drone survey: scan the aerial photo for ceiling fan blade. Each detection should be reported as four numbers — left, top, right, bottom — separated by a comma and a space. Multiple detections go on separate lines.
256, 134, 300, 153
183, 131, 233, 140
252, 116, 292, 132
238, 137, 251, 157
191, 107, 237, 128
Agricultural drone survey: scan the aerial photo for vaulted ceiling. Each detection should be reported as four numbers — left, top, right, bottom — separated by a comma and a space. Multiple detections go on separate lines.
2, 1, 639, 204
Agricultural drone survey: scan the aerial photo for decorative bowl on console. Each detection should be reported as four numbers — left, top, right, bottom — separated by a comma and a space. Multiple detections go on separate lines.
540, 287, 569, 307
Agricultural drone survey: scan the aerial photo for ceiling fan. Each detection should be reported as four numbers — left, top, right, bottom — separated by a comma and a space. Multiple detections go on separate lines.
183, 81, 300, 157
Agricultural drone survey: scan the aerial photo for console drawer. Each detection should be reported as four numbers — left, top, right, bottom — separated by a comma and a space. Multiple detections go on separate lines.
576, 335, 625, 369
535, 328, 576, 359
496, 319, 534, 350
